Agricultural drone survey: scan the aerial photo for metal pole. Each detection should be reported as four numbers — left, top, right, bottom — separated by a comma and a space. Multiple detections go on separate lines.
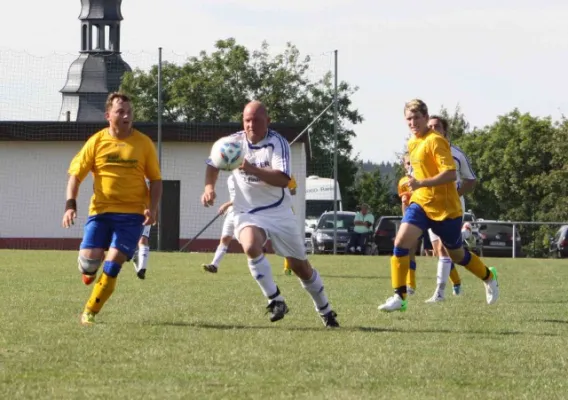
332, 49, 339, 255
157, 47, 163, 251
512, 223, 516, 258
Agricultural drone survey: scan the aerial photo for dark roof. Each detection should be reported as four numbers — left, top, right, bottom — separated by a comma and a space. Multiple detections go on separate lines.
0, 121, 306, 145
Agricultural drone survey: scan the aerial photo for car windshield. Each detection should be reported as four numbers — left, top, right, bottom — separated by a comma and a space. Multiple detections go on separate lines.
317, 214, 354, 230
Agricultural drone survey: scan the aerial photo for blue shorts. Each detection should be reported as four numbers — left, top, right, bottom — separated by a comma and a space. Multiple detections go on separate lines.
80, 213, 145, 259
402, 203, 463, 250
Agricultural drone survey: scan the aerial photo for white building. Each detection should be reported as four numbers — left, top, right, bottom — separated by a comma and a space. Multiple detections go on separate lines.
0, 122, 308, 252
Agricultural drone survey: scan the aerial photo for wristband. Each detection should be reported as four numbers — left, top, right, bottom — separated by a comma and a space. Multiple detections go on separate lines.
66, 199, 77, 211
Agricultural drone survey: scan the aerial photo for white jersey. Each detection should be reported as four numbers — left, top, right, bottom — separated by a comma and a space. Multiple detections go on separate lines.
451, 144, 476, 191
228, 129, 292, 215
227, 174, 236, 202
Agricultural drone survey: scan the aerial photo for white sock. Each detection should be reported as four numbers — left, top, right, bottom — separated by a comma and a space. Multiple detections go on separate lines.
137, 245, 150, 271
436, 257, 452, 295
300, 268, 331, 315
248, 255, 284, 303
211, 244, 228, 268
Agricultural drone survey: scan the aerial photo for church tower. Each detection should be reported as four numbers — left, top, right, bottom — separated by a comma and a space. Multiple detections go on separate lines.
59, 0, 132, 121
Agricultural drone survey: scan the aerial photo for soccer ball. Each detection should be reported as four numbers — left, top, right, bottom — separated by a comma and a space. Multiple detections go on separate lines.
208, 136, 244, 171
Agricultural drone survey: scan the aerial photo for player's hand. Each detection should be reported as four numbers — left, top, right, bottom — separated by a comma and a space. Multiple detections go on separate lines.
201, 187, 216, 207
143, 209, 156, 226
407, 176, 422, 191
239, 159, 255, 174
218, 202, 231, 215
62, 209, 77, 228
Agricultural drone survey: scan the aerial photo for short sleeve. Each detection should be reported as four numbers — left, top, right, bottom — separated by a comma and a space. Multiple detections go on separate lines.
430, 135, 456, 172
271, 134, 291, 177
68, 136, 96, 182
456, 150, 476, 180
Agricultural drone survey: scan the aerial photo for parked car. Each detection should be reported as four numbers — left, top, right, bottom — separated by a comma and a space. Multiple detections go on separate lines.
478, 222, 522, 257
311, 211, 356, 254
370, 216, 422, 255
549, 225, 568, 258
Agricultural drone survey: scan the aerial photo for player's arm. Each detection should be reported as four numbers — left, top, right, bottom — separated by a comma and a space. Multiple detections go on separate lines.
202, 164, 220, 206
456, 151, 477, 196
144, 140, 163, 224
241, 137, 291, 188
218, 200, 233, 215
62, 141, 95, 228
148, 180, 163, 222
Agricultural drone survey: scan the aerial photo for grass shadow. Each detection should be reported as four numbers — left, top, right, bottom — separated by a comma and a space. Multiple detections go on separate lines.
542, 319, 568, 324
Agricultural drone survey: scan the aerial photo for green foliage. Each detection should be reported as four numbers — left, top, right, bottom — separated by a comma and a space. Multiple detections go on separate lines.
120, 38, 362, 205
353, 168, 400, 217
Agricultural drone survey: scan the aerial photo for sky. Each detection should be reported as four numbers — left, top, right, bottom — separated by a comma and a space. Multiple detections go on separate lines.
2, 0, 568, 163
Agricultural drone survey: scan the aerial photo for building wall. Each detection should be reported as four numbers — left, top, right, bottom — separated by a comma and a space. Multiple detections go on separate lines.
0, 141, 306, 250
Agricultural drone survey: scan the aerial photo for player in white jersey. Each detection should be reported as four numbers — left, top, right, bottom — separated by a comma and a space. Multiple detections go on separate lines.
132, 179, 152, 279
202, 175, 237, 273
425, 115, 477, 303
201, 101, 339, 328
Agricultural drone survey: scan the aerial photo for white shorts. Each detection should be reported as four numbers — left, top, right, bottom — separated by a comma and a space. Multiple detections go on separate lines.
141, 225, 151, 238
233, 211, 306, 260
428, 197, 465, 243
221, 211, 235, 238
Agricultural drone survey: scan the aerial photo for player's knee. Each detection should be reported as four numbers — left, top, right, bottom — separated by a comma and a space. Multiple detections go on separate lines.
78, 255, 102, 275
102, 260, 122, 278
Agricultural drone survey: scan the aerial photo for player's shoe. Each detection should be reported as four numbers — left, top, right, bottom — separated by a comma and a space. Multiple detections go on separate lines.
425, 292, 445, 303
321, 310, 339, 328
407, 286, 416, 296
81, 311, 96, 326
453, 284, 462, 296
82, 273, 96, 286
266, 300, 288, 322
484, 267, 499, 305
378, 294, 407, 312
136, 269, 146, 280
284, 268, 292, 276
202, 264, 218, 273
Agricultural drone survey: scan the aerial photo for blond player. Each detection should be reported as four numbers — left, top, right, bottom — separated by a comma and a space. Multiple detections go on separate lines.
62, 92, 162, 326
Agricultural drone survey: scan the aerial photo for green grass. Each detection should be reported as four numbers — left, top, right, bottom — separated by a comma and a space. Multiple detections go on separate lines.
1, 250, 568, 399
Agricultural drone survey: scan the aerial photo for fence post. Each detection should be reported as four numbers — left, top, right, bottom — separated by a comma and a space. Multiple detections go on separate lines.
512, 223, 517, 258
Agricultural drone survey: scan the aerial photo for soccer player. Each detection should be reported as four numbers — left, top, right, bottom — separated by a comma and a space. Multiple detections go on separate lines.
62, 92, 163, 326
283, 174, 297, 276
201, 100, 339, 328
397, 154, 418, 295
378, 99, 499, 312
132, 179, 152, 280
424, 115, 477, 303
202, 175, 237, 273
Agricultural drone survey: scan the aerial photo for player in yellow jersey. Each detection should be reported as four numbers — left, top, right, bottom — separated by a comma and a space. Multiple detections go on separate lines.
283, 174, 298, 275
378, 99, 499, 312
62, 92, 163, 326
397, 154, 419, 295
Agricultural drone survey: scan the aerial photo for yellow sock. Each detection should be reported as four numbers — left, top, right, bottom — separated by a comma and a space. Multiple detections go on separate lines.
461, 251, 493, 281
84, 273, 117, 314
449, 265, 461, 285
391, 254, 410, 299
284, 258, 290, 271
406, 269, 416, 290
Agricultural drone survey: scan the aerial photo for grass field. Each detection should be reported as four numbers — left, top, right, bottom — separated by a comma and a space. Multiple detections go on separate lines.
1, 250, 568, 399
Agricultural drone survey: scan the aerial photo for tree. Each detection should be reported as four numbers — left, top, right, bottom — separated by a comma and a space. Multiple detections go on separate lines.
120, 38, 362, 209
354, 168, 400, 218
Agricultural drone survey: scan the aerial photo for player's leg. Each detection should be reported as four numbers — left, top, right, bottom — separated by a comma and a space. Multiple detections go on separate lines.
433, 218, 499, 305
379, 203, 427, 312
78, 215, 112, 285
269, 215, 339, 328
203, 213, 234, 273
283, 257, 292, 275
236, 218, 287, 322
425, 230, 452, 303
406, 243, 417, 295
81, 214, 144, 325
133, 226, 151, 280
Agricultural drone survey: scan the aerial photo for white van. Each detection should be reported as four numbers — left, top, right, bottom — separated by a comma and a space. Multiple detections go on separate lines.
305, 175, 343, 235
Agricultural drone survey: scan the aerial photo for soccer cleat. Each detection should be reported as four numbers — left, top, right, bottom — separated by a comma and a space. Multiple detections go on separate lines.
136, 268, 146, 280
378, 294, 407, 312
82, 273, 96, 286
321, 310, 340, 328
425, 292, 445, 303
407, 287, 416, 296
81, 311, 96, 326
266, 300, 288, 322
484, 267, 499, 305
202, 264, 218, 273
453, 284, 462, 296
284, 268, 292, 276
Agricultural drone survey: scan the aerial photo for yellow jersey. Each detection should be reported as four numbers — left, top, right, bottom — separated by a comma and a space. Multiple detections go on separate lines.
288, 175, 297, 191
397, 176, 411, 207
68, 128, 162, 216
407, 130, 461, 220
